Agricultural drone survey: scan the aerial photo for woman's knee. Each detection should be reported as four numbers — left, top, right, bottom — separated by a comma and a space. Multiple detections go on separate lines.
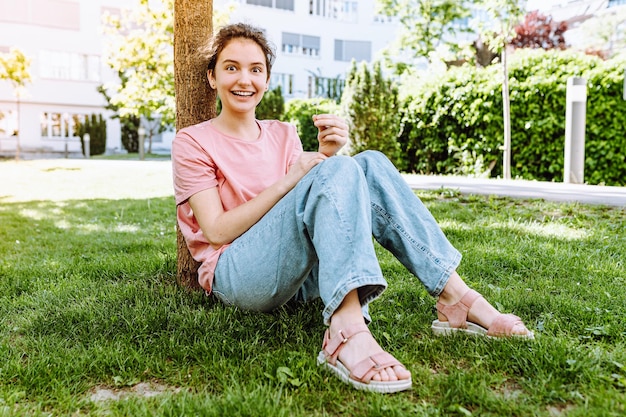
317, 154, 363, 180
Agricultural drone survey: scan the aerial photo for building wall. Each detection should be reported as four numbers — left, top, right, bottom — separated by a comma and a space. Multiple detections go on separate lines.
216, 0, 400, 100
0, 0, 126, 157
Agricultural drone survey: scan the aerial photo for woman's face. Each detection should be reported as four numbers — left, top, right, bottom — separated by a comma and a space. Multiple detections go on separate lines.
208, 38, 270, 115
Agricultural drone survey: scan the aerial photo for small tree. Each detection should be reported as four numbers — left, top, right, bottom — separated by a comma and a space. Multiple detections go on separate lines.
476, 0, 525, 180
511, 11, 568, 50
0, 47, 32, 160
341, 60, 404, 169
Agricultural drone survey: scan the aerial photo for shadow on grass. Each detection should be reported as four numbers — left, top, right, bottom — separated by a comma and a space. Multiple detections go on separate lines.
1, 193, 625, 416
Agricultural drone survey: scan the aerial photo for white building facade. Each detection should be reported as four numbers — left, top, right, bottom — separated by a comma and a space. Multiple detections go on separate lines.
528, 0, 626, 57
0, 0, 401, 158
215, 0, 400, 100
0, 0, 129, 158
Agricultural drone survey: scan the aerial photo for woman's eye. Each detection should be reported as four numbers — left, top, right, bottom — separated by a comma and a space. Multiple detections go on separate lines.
226, 65, 236, 71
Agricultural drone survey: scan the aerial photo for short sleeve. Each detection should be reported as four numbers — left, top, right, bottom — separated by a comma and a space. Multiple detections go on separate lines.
172, 130, 218, 205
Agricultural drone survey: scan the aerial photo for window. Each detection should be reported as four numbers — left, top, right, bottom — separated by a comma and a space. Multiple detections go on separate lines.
334, 39, 371, 62
39, 50, 101, 82
270, 73, 294, 95
247, 0, 272, 6
307, 75, 345, 99
246, 0, 294, 10
40, 112, 85, 138
275, 0, 294, 10
608, 0, 626, 7
282, 32, 320, 57
309, 0, 358, 22
0, 110, 17, 137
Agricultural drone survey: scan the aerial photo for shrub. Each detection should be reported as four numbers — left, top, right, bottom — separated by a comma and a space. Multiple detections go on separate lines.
283, 98, 339, 151
341, 60, 404, 169
256, 85, 285, 121
75, 113, 107, 156
398, 49, 626, 185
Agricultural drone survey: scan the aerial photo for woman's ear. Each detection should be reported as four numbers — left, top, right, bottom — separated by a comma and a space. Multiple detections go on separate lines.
207, 70, 216, 89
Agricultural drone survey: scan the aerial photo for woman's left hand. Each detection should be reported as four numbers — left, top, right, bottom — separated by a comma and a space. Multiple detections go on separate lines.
313, 114, 349, 157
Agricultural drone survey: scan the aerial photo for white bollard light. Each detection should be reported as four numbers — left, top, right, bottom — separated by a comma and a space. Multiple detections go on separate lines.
84, 133, 90, 159
564, 77, 587, 184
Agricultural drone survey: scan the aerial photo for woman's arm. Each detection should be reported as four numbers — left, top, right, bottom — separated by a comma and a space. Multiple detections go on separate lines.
189, 151, 328, 247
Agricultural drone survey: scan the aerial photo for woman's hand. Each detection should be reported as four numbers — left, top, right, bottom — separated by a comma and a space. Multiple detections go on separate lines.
313, 114, 349, 157
284, 151, 328, 188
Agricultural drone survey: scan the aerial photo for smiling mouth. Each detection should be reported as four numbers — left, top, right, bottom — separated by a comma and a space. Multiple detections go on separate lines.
232, 91, 255, 97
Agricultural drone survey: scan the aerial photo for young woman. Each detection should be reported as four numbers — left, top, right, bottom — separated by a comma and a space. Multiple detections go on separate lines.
172, 23, 533, 394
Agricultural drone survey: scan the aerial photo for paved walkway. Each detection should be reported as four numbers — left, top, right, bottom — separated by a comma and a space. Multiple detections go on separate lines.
403, 174, 626, 208
1, 159, 625, 207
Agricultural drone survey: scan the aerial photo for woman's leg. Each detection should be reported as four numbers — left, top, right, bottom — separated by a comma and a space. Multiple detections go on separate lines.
213, 155, 386, 324
353, 151, 531, 336
213, 155, 411, 385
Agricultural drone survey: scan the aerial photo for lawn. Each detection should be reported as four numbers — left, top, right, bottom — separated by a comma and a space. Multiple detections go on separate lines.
0, 160, 625, 416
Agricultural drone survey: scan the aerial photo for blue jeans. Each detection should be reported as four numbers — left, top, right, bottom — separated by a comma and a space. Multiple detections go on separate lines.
213, 151, 461, 325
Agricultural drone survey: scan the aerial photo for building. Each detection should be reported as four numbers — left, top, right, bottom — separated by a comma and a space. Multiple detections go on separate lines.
0, 0, 401, 158
0, 0, 128, 158
527, 0, 626, 57
215, 0, 400, 100
5, 1, 617, 158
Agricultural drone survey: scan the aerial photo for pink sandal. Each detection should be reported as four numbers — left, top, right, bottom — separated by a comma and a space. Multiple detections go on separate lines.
431, 289, 534, 339
317, 323, 412, 393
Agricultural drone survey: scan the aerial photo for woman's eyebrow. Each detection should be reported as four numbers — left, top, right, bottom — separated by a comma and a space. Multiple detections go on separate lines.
221, 58, 265, 67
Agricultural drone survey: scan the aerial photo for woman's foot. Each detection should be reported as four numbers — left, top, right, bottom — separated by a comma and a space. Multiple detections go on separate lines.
433, 272, 533, 338
319, 290, 411, 393
327, 321, 411, 382
318, 321, 412, 393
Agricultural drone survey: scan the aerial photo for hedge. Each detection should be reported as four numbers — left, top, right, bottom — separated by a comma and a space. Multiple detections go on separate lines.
398, 49, 626, 185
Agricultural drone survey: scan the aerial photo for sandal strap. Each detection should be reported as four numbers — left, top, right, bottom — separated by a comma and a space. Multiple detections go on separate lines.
351, 351, 404, 383
321, 323, 370, 362
487, 314, 524, 337
436, 289, 482, 328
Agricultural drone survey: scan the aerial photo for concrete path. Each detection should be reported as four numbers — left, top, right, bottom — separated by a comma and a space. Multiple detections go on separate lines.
403, 174, 626, 208
1, 158, 624, 207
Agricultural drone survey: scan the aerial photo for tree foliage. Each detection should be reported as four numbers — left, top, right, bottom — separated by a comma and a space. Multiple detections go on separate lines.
375, 0, 472, 74
577, 7, 626, 59
102, 0, 175, 128
101, 0, 232, 130
0, 47, 32, 93
511, 10, 568, 50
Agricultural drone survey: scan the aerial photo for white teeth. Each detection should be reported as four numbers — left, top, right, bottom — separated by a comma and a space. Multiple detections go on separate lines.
233, 91, 254, 96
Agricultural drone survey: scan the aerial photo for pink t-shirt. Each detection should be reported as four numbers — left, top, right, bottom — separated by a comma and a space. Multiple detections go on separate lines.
172, 119, 303, 292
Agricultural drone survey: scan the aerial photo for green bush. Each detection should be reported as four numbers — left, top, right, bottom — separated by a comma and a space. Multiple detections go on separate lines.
342, 60, 405, 169
283, 98, 339, 151
398, 49, 626, 185
75, 113, 107, 156
120, 115, 140, 153
256, 85, 285, 120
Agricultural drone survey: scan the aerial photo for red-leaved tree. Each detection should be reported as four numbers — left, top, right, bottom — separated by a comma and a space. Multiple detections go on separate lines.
511, 10, 568, 50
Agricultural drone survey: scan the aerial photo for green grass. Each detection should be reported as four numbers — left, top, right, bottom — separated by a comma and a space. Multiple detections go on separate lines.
91, 153, 171, 161
1, 190, 625, 416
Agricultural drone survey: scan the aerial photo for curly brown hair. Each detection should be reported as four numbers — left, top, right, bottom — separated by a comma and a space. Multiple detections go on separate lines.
200, 23, 276, 81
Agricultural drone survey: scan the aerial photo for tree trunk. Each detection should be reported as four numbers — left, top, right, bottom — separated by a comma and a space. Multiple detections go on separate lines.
173, 0, 216, 289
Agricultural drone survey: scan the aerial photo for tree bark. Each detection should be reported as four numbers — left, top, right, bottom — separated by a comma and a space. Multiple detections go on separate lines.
173, 0, 215, 289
